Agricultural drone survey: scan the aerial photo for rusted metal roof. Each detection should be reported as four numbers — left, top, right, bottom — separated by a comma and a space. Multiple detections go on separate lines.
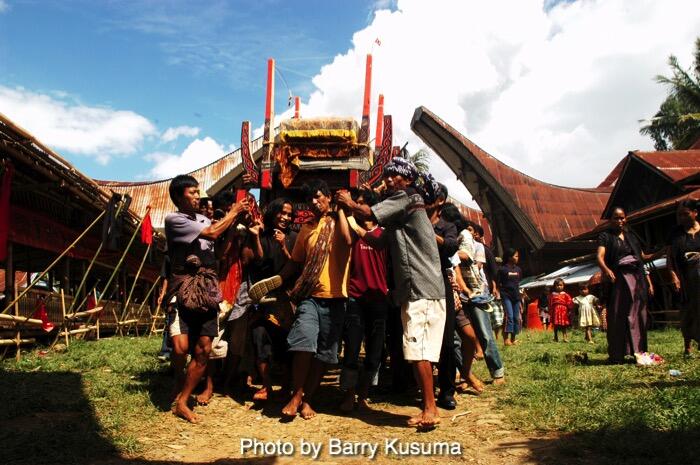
411, 106, 611, 247
570, 188, 700, 241
598, 158, 626, 188
96, 137, 264, 230
634, 150, 700, 183
448, 197, 493, 246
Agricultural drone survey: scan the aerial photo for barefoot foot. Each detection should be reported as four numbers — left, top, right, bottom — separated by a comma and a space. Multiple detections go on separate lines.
418, 409, 441, 428
407, 413, 423, 427
196, 390, 213, 406
282, 395, 302, 417
173, 401, 199, 423
492, 377, 506, 386
300, 402, 317, 420
253, 386, 270, 401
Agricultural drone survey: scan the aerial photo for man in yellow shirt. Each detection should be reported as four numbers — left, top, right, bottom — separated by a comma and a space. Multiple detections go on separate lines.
251, 179, 351, 419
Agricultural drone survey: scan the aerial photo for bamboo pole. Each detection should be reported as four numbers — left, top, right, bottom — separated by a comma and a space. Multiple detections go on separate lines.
123, 241, 151, 315
14, 281, 20, 361
64, 307, 103, 319
1, 210, 106, 314
0, 313, 43, 325
94, 289, 100, 340
98, 211, 148, 309
0, 338, 36, 346
66, 242, 104, 315
61, 289, 68, 347
125, 276, 160, 336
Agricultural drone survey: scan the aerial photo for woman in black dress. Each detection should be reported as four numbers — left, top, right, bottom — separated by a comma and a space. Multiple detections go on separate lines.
596, 207, 654, 363
668, 199, 700, 356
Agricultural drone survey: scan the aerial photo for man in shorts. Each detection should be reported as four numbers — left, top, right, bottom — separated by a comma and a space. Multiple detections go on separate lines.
165, 174, 248, 423
336, 158, 446, 428
250, 179, 352, 420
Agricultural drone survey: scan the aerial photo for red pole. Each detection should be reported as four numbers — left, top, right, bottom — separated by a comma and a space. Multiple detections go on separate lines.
362, 54, 372, 121
265, 59, 275, 122
294, 96, 300, 119
261, 58, 275, 189
375, 94, 384, 150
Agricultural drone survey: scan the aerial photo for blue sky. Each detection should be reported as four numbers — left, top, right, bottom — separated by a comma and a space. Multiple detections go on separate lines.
1, 0, 699, 205
0, 0, 382, 180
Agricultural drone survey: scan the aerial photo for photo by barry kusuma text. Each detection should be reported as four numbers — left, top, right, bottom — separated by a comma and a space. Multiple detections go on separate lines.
240, 437, 463, 460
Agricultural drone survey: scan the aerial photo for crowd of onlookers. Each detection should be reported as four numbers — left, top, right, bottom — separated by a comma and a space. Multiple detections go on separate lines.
158, 159, 700, 427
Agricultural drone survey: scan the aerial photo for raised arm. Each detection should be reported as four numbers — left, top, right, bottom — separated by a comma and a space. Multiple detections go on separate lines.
200, 200, 249, 240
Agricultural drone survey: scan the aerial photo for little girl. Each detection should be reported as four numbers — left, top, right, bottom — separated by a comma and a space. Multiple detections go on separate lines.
573, 283, 601, 343
548, 278, 573, 342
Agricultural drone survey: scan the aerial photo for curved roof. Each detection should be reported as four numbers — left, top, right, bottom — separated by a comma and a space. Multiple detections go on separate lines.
96, 136, 263, 230
411, 106, 611, 248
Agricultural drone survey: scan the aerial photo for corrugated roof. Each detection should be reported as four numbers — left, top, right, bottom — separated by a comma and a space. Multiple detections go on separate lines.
96, 137, 263, 230
411, 107, 611, 245
448, 197, 493, 246
634, 150, 700, 183
598, 158, 626, 188
569, 188, 700, 240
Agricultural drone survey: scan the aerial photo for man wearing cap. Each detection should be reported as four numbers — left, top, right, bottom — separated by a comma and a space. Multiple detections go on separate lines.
336, 158, 446, 428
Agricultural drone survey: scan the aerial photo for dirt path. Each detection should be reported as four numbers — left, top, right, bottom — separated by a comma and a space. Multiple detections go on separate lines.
131, 385, 548, 465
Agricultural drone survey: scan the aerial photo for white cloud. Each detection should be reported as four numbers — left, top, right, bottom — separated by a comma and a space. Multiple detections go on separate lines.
0, 85, 157, 164
286, 0, 700, 205
161, 125, 201, 143
0, 1, 8, 14
146, 136, 229, 179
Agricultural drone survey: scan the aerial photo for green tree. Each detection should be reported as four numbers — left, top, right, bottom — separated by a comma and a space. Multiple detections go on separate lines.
406, 148, 431, 174
640, 38, 700, 150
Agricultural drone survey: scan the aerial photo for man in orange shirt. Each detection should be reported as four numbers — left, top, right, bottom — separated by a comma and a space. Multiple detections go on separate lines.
251, 179, 351, 420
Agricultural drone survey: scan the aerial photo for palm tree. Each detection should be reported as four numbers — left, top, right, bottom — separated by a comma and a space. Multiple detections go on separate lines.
405, 148, 431, 174
640, 37, 700, 150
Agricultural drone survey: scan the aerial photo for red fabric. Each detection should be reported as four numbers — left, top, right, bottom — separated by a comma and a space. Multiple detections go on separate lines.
140, 211, 153, 245
0, 163, 13, 262
32, 300, 55, 333
549, 291, 573, 327
219, 241, 242, 304
526, 300, 544, 330
348, 227, 388, 300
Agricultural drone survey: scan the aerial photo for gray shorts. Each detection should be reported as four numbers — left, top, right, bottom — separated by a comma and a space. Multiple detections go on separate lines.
287, 297, 346, 364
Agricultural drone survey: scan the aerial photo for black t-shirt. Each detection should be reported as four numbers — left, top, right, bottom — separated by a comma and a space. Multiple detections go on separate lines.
483, 244, 498, 291
497, 264, 522, 300
252, 229, 298, 281
433, 218, 459, 271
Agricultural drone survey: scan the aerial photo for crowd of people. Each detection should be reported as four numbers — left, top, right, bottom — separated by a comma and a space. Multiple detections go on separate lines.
157, 158, 700, 428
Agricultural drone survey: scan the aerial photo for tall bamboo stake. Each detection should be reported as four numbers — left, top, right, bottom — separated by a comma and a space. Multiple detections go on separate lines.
123, 241, 151, 315
128, 276, 160, 336
2, 210, 106, 314
97, 212, 148, 310
14, 281, 20, 361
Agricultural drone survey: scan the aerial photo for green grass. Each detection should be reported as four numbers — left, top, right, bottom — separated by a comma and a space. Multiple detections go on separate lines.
496, 329, 700, 433
1, 330, 698, 464
1, 337, 169, 463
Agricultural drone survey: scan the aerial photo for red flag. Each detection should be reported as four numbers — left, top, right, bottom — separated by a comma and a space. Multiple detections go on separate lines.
141, 210, 153, 245
0, 162, 13, 262
32, 299, 55, 333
